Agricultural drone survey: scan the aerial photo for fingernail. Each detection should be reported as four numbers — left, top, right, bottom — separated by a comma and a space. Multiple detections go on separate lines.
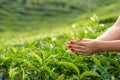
68, 46, 72, 48
67, 45, 71, 49
70, 41, 74, 44
71, 49, 74, 51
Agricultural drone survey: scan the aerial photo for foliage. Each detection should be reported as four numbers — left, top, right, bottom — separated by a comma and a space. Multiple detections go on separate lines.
0, 0, 117, 12
0, 14, 120, 80
0, 0, 120, 80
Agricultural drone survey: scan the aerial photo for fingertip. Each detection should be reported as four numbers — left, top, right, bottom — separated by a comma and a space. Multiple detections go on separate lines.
71, 49, 74, 51
68, 46, 72, 48
70, 41, 75, 44
68, 40, 75, 44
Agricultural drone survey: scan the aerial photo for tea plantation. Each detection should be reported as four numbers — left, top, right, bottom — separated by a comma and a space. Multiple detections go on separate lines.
0, 0, 120, 80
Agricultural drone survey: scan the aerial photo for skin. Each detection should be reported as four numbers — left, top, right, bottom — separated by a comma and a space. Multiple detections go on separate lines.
68, 40, 120, 56
67, 16, 120, 56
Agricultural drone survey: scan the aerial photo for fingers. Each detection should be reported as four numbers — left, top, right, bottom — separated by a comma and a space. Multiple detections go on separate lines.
67, 40, 87, 53
67, 45, 85, 49
68, 46, 88, 55
67, 40, 85, 50
67, 46, 92, 56
68, 41, 86, 47
67, 38, 90, 46
73, 48, 87, 53
75, 42, 86, 46
67, 39, 94, 56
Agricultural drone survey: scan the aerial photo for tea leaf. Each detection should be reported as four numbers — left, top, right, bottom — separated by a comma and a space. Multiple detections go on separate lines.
92, 56, 101, 66
9, 68, 15, 79
80, 70, 100, 79
22, 68, 25, 80
57, 74, 64, 80
59, 61, 80, 76
43, 66, 55, 76
97, 65, 111, 80
30, 53, 42, 65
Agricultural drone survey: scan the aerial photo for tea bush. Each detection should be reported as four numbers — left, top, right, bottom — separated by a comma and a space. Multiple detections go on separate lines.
0, 15, 120, 80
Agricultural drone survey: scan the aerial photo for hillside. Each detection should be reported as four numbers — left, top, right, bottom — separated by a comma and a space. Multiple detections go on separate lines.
0, 0, 120, 45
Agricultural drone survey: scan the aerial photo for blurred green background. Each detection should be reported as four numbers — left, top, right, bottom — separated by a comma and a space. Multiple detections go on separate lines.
0, 0, 120, 45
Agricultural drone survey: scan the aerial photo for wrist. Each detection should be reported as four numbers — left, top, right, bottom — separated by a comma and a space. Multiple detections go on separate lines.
90, 40, 102, 52
94, 40, 102, 51
96, 41, 110, 51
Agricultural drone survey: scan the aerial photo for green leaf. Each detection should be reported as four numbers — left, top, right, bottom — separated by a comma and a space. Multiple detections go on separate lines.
97, 65, 111, 80
9, 68, 15, 79
106, 58, 120, 70
43, 54, 57, 67
57, 74, 64, 80
59, 61, 80, 76
30, 53, 42, 65
80, 70, 100, 80
75, 63, 89, 71
92, 56, 101, 66
22, 68, 25, 80
43, 66, 56, 76
112, 75, 115, 80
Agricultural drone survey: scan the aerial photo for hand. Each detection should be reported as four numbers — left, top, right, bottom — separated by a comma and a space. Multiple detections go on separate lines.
67, 39, 99, 56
